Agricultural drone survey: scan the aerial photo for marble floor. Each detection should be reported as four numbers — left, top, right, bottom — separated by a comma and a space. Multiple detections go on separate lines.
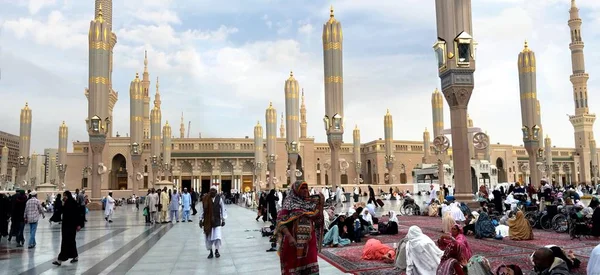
0, 198, 372, 275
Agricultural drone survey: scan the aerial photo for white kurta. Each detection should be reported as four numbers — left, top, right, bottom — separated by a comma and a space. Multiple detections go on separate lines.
104, 195, 115, 217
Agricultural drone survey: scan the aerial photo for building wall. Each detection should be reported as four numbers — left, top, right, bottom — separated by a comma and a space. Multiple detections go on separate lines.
0, 131, 20, 179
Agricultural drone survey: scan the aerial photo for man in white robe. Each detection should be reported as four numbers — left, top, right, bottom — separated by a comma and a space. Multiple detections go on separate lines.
200, 186, 227, 259
104, 192, 115, 223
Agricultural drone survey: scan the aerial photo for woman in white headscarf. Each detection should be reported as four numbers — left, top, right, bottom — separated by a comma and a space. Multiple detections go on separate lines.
405, 226, 443, 275
588, 244, 600, 275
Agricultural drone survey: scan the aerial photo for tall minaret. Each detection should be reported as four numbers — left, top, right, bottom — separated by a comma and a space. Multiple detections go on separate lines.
323, 6, 345, 188
150, 77, 162, 186
129, 73, 144, 193
141, 51, 151, 139
17, 102, 32, 188
266, 103, 277, 188
180, 113, 185, 139
285, 71, 301, 183
279, 113, 285, 138
353, 125, 361, 179
300, 89, 307, 138
545, 135, 553, 180
568, 0, 595, 183
58, 121, 68, 189
384, 109, 395, 184
94, 0, 117, 137
423, 128, 431, 163
431, 88, 444, 139
254, 121, 264, 191
162, 121, 172, 181
87, 2, 111, 203
518, 41, 542, 187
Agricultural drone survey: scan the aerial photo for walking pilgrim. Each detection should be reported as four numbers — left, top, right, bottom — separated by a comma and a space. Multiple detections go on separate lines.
200, 186, 227, 259
104, 192, 115, 223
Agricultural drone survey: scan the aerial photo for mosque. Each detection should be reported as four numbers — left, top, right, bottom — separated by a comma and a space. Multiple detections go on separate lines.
3, 1, 596, 202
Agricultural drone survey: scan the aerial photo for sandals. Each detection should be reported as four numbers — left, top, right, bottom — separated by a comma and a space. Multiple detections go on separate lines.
52, 261, 61, 266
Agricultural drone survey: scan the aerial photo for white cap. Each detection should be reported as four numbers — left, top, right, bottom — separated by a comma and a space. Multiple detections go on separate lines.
30, 191, 37, 196
210, 186, 218, 191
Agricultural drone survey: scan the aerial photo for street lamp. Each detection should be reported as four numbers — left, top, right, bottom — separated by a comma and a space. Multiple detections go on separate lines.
131, 142, 140, 155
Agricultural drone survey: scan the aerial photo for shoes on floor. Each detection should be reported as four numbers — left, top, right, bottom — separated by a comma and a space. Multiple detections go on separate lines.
52, 261, 61, 266
215, 251, 220, 258
70, 258, 78, 263
187, 220, 192, 222
207, 252, 214, 259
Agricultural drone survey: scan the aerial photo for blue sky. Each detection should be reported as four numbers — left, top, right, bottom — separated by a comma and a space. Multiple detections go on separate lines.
2, 0, 600, 153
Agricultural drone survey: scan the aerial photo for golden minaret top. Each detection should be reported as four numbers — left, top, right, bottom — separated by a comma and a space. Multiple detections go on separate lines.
522, 40, 530, 53
22, 102, 30, 111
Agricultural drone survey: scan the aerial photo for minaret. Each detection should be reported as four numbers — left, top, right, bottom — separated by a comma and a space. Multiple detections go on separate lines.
467, 114, 474, 159
300, 89, 307, 138
384, 109, 395, 184
423, 128, 431, 163
94, 1, 117, 137
254, 121, 264, 191
567, 1, 595, 183
87, 2, 111, 204
545, 135, 553, 180
279, 112, 285, 138
1, 145, 8, 187
141, 51, 151, 139
180, 113, 185, 139
150, 77, 162, 186
58, 121, 68, 189
353, 125, 361, 179
431, 88, 444, 138
17, 102, 32, 188
518, 40, 542, 187
323, 5, 345, 189
162, 121, 172, 181
129, 73, 144, 194
285, 71, 301, 183
266, 103, 277, 188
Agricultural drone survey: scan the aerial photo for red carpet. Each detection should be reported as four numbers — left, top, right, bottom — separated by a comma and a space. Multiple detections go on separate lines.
319, 215, 592, 275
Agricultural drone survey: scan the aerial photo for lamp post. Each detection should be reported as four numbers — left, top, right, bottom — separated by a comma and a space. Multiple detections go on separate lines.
88, 115, 110, 208
58, 163, 67, 190
268, 154, 276, 189
17, 155, 30, 188
385, 155, 395, 184
254, 161, 263, 192
130, 142, 142, 193
324, 114, 343, 189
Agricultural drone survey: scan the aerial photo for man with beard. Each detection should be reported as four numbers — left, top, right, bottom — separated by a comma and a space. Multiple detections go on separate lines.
200, 186, 227, 259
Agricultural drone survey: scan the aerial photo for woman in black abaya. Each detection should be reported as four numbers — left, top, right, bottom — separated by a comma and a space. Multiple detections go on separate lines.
49, 194, 63, 224
53, 191, 83, 266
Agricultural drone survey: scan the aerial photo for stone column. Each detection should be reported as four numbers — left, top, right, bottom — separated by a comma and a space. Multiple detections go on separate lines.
265, 103, 277, 189
162, 122, 172, 181
17, 102, 32, 188
384, 110, 394, 184
353, 125, 361, 180
254, 121, 264, 191
129, 73, 144, 195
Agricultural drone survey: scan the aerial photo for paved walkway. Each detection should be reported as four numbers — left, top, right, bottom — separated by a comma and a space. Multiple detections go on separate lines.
0, 202, 349, 275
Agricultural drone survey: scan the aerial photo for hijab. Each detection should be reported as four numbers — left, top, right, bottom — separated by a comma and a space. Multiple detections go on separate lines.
406, 226, 443, 273
467, 255, 493, 275
475, 212, 495, 239
436, 240, 462, 275
389, 211, 398, 223
275, 180, 324, 254
588, 244, 600, 275
507, 211, 533, 240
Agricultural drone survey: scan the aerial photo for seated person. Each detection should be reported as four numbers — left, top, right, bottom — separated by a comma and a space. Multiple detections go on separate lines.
545, 245, 581, 271
361, 209, 375, 231
507, 210, 533, 241
428, 199, 440, 217
378, 211, 399, 235
404, 226, 443, 275
361, 239, 395, 263
463, 211, 478, 235
437, 224, 472, 266
495, 265, 523, 275
474, 212, 495, 239
323, 214, 351, 247
436, 239, 466, 275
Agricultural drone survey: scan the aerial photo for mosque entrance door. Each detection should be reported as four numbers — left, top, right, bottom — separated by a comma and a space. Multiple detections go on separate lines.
201, 178, 211, 196
222, 180, 232, 195
182, 178, 192, 191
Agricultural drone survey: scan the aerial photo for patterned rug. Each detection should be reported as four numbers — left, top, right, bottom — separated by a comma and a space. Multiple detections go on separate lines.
319, 215, 595, 275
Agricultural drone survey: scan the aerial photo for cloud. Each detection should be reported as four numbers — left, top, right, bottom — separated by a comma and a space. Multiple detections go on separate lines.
298, 23, 313, 36
28, 0, 56, 15
262, 14, 272, 29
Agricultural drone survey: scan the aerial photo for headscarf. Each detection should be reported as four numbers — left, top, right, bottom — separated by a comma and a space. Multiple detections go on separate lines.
495, 264, 524, 275
436, 240, 462, 275
452, 225, 472, 265
588, 244, 600, 275
466, 255, 493, 275
474, 212, 495, 239
507, 211, 533, 240
388, 211, 398, 223
275, 180, 324, 255
405, 226, 443, 274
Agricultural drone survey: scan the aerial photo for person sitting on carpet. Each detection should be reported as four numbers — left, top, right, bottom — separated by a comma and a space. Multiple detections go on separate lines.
531, 247, 569, 275
436, 239, 466, 275
474, 212, 495, 239
361, 209, 374, 227
462, 211, 478, 235
588, 244, 600, 275
466, 255, 494, 275
437, 224, 472, 266
378, 211, 399, 235
449, 200, 466, 223
442, 204, 456, 234
507, 210, 533, 241
323, 213, 351, 247
545, 245, 580, 271
405, 226, 443, 275
495, 264, 523, 275
394, 236, 409, 273
429, 199, 440, 217
361, 239, 395, 263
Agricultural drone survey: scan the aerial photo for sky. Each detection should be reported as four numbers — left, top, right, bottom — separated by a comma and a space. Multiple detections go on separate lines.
2, 0, 600, 154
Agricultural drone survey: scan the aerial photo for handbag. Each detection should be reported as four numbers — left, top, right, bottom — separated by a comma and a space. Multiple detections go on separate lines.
143, 207, 149, 216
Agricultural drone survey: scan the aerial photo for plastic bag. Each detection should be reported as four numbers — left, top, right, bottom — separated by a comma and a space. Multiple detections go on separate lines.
143, 207, 148, 216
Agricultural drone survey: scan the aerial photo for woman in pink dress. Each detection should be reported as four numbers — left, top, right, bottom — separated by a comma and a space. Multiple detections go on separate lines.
361, 239, 396, 263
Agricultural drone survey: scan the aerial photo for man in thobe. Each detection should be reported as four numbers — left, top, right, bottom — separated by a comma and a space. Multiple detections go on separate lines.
181, 188, 192, 222
146, 189, 159, 224
200, 186, 227, 259
159, 189, 169, 223
336, 186, 343, 206
169, 190, 180, 223
429, 185, 437, 205
104, 192, 115, 223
